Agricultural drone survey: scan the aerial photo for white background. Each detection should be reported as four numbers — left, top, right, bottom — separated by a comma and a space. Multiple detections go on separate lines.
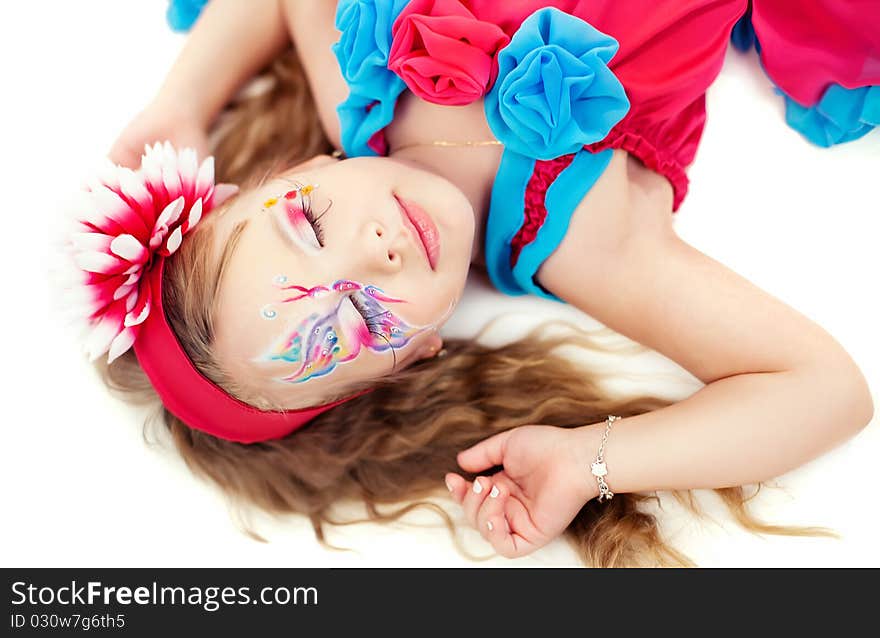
2, 1, 878, 567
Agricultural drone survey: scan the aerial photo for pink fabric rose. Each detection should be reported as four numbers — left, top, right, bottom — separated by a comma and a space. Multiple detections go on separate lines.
388, 0, 510, 106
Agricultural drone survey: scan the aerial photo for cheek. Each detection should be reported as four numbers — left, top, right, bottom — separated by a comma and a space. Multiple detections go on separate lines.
253, 288, 432, 384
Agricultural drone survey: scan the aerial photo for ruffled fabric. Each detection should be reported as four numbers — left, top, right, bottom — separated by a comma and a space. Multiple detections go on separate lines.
388, 0, 509, 106
510, 154, 577, 268
484, 7, 630, 160
332, 0, 410, 157
485, 147, 613, 301
166, 0, 208, 32
782, 84, 880, 148
586, 96, 706, 212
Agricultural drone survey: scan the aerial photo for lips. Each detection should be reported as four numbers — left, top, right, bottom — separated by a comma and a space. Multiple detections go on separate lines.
395, 195, 440, 271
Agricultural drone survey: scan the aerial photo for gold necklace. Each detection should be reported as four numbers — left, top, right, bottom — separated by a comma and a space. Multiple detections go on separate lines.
330, 139, 502, 159
392, 139, 503, 152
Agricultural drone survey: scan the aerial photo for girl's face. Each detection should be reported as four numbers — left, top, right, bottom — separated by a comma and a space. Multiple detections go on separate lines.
211, 155, 475, 408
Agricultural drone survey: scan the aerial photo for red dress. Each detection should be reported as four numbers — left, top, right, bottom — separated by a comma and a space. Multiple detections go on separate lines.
470, 0, 749, 210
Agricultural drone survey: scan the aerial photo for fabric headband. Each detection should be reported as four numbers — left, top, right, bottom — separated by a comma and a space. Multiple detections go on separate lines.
68, 142, 366, 444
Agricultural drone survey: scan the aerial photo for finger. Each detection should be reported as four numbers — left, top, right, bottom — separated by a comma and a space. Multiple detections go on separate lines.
444, 473, 470, 504
475, 481, 507, 541
460, 476, 492, 530
501, 495, 545, 557
486, 514, 539, 559
457, 430, 512, 474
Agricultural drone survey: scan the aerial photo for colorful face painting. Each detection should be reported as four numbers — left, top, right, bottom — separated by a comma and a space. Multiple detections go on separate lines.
257, 278, 429, 383
257, 184, 452, 383
263, 183, 323, 255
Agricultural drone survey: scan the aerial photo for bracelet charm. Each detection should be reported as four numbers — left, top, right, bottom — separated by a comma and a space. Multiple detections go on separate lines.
591, 415, 620, 503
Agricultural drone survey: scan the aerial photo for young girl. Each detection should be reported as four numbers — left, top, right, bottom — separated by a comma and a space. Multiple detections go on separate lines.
76, 0, 876, 567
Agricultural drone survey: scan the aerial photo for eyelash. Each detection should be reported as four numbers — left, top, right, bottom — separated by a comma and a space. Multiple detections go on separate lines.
349, 293, 387, 335
300, 195, 325, 247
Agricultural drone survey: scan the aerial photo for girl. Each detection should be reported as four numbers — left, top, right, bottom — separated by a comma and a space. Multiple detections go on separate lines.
77, 0, 876, 567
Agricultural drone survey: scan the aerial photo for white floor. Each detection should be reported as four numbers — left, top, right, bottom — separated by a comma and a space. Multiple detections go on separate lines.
3, 1, 877, 567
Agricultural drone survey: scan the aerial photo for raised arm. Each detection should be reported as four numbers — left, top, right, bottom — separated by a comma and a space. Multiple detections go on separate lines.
157, 0, 291, 129
110, 0, 347, 166
535, 158, 874, 497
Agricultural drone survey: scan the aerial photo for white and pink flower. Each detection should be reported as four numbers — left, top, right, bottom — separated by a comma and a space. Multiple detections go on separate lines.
67, 141, 238, 363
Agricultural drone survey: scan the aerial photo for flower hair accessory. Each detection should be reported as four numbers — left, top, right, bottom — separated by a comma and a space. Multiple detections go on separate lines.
68, 142, 369, 443
70, 142, 237, 363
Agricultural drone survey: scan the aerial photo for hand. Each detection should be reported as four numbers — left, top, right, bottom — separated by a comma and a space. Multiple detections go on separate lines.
108, 98, 209, 169
446, 424, 600, 559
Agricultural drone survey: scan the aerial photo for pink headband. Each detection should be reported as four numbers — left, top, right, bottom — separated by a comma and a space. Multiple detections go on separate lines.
69, 142, 365, 443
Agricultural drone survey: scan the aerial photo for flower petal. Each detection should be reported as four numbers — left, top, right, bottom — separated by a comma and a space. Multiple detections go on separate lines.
195, 156, 215, 196
110, 234, 148, 263
179, 147, 199, 198
70, 232, 113, 253
107, 327, 137, 363
154, 197, 185, 233
74, 251, 128, 274
184, 198, 203, 232
124, 293, 151, 327
85, 308, 124, 361
164, 226, 183, 255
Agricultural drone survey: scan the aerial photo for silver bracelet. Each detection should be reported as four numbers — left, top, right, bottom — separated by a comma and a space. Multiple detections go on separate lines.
590, 415, 620, 503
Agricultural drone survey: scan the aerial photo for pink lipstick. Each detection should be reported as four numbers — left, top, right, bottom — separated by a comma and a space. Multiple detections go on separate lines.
395, 195, 440, 271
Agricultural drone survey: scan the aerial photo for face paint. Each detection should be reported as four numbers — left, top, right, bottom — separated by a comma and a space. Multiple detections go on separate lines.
258, 287, 426, 383
263, 184, 322, 254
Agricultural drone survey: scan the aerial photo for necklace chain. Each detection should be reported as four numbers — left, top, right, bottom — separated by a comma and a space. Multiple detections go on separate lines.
392, 139, 503, 153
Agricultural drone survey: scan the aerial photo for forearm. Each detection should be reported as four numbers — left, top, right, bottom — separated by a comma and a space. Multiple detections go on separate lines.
572, 363, 873, 500
154, 0, 291, 126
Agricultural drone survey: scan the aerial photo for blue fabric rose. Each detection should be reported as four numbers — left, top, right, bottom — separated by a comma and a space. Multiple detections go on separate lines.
782, 84, 879, 148
332, 0, 409, 157
484, 7, 630, 161
166, 0, 208, 33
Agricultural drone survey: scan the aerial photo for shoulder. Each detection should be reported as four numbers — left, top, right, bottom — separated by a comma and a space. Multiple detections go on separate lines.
535, 150, 676, 301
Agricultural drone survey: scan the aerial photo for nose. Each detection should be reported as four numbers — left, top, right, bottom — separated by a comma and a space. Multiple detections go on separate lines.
360, 220, 406, 275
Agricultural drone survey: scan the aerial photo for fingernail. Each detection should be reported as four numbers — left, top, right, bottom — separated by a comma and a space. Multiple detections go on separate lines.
445, 478, 453, 492
487, 520, 494, 532
473, 479, 483, 494
489, 485, 499, 498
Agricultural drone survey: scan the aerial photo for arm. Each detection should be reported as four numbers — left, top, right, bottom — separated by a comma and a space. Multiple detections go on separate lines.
279, 0, 349, 148
111, 0, 347, 166
447, 165, 872, 558
167, 0, 347, 145
155, 0, 292, 128
536, 170, 874, 499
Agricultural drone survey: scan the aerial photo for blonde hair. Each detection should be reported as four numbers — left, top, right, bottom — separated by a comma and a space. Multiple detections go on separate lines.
98, 46, 837, 567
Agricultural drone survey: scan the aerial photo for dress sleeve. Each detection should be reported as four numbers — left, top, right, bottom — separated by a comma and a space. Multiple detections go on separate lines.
166, 0, 209, 32
485, 148, 614, 302
751, 0, 880, 147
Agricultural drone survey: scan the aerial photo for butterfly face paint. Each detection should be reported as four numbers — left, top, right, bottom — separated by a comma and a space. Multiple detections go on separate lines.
254, 182, 453, 384
257, 281, 427, 383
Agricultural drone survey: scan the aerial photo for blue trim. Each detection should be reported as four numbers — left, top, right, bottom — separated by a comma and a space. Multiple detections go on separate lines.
166, 0, 208, 32
484, 151, 535, 297
512, 149, 613, 302
782, 84, 879, 148
332, 0, 410, 157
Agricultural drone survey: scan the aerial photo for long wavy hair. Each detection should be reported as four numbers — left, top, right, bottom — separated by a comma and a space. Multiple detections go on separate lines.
98, 45, 836, 567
